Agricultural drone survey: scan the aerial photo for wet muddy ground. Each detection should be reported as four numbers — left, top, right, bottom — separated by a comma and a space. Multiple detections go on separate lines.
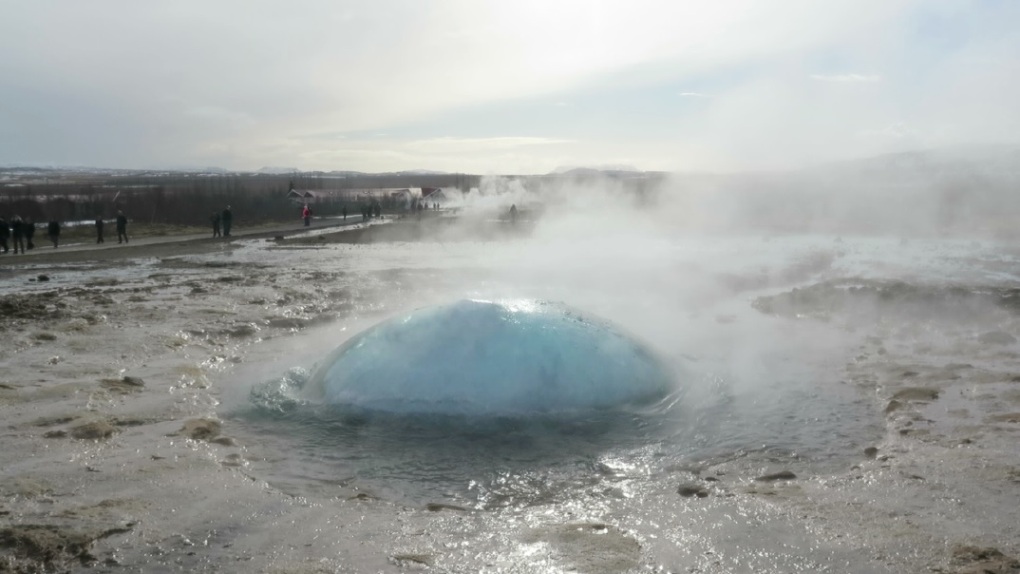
1, 225, 1019, 573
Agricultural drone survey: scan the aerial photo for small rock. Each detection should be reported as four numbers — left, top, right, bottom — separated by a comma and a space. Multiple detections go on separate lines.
209, 436, 238, 446
864, 446, 879, 459
755, 471, 797, 482
892, 387, 939, 401
885, 399, 904, 414
677, 483, 709, 498
100, 377, 144, 395
175, 418, 222, 441
37, 274, 50, 282
121, 376, 144, 387
425, 503, 468, 512
70, 420, 118, 440
226, 324, 258, 338
392, 554, 433, 566
951, 544, 1020, 574
43, 430, 68, 439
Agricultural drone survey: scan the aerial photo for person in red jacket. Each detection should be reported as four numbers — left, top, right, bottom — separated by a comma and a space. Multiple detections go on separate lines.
302, 204, 312, 227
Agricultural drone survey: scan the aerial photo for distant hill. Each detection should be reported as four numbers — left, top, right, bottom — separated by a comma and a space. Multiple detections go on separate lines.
551, 164, 641, 176
256, 166, 300, 175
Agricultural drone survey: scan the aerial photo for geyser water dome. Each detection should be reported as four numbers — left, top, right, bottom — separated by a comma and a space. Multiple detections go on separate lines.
304, 299, 676, 415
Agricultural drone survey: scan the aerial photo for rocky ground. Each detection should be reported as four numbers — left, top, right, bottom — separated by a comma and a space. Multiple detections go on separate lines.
0, 228, 1018, 573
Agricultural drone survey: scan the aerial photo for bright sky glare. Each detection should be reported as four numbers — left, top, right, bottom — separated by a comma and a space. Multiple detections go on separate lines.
1, 0, 1017, 173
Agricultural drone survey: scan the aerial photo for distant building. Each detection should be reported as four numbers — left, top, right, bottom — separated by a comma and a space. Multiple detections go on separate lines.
422, 188, 448, 205
287, 189, 317, 202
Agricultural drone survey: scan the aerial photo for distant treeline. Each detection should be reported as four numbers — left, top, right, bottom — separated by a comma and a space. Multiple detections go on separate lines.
0, 172, 482, 225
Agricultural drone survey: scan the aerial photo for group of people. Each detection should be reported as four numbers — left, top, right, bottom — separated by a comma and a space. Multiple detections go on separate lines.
0, 217, 64, 253
361, 202, 382, 221
95, 210, 130, 244
0, 216, 37, 254
0, 210, 130, 254
209, 206, 233, 238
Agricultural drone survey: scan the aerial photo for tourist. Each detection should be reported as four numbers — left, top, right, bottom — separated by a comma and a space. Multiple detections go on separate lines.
0, 218, 8, 253
211, 212, 221, 238
221, 206, 232, 237
24, 219, 35, 250
24, 218, 35, 249
11, 216, 25, 254
302, 204, 312, 227
47, 220, 60, 248
116, 210, 129, 243
95, 217, 104, 243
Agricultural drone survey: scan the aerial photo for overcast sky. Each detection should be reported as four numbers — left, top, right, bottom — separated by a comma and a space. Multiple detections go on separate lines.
1, 1, 1017, 174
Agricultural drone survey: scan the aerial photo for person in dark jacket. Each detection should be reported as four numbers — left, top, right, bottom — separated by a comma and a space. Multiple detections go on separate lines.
95, 217, 104, 243
221, 206, 233, 237
47, 220, 60, 248
0, 218, 9, 253
211, 212, 221, 238
116, 210, 128, 243
11, 216, 25, 254
24, 219, 36, 250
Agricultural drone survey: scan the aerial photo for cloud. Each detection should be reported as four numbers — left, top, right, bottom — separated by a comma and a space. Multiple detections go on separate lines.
0, 0, 1017, 172
809, 74, 882, 83
404, 137, 572, 152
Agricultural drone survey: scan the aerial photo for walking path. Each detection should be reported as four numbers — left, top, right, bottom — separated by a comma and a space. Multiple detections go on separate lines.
0, 216, 375, 266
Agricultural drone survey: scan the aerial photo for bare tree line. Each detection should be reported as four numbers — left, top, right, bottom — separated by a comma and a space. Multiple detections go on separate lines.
0, 172, 481, 225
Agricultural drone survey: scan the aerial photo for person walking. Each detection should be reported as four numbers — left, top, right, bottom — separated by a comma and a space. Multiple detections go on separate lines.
24, 218, 35, 249
95, 217, 105, 243
342, 205, 347, 221
302, 204, 312, 227
47, 220, 60, 248
0, 218, 9, 254
221, 206, 232, 237
211, 212, 221, 238
116, 210, 129, 243
11, 216, 25, 254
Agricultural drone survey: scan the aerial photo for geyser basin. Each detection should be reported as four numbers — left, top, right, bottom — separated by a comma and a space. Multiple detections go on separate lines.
304, 299, 676, 415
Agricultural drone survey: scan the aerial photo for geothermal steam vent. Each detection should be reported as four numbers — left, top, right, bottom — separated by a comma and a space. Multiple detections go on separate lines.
305, 299, 675, 415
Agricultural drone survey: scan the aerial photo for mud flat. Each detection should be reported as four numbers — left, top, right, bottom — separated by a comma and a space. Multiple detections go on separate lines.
0, 232, 1019, 573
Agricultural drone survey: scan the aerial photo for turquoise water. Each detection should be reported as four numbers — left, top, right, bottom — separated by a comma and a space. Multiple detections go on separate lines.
221, 230, 1020, 507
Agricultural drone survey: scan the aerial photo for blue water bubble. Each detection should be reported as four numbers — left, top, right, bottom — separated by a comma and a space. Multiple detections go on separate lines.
303, 299, 677, 415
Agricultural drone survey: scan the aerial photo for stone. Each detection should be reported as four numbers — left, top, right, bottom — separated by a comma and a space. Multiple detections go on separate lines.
677, 483, 709, 498
70, 420, 118, 440
755, 471, 797, 482
892, 387, 939, 402
175, 418, 222, 441
425, 503, 468, 512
